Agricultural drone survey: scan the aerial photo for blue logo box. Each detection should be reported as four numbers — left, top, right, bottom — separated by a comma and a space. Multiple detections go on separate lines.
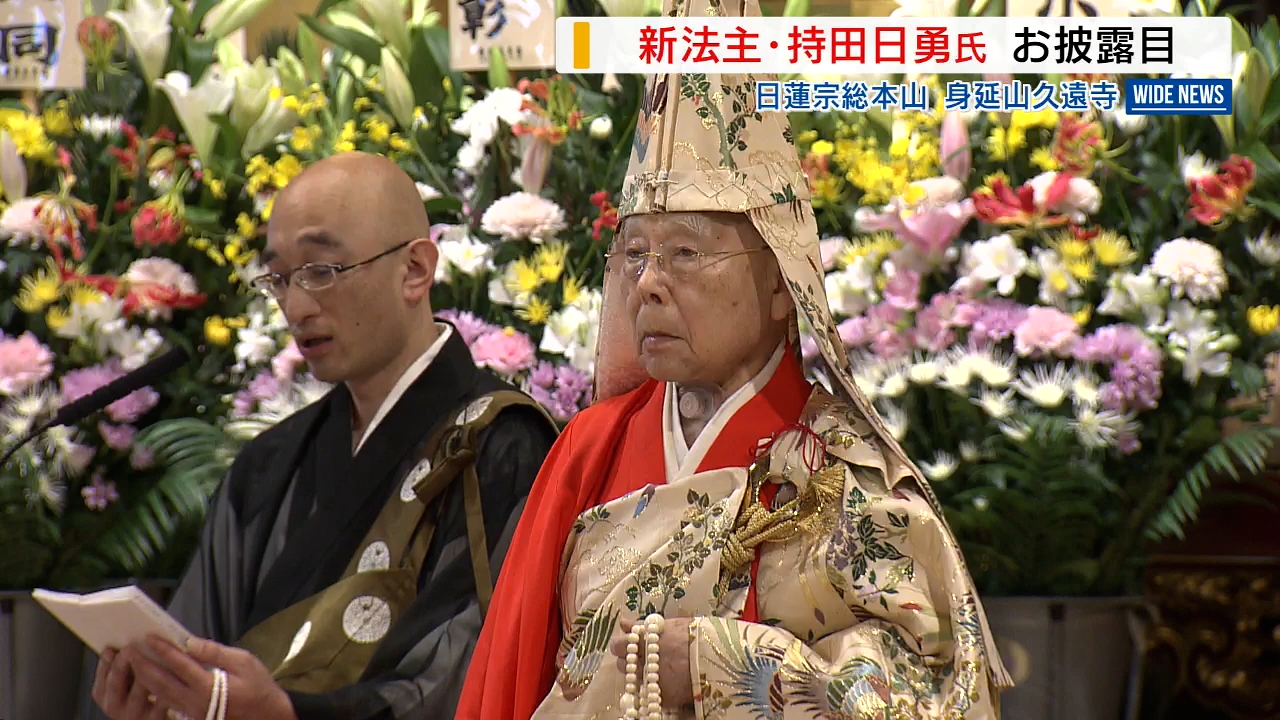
1123, 78, 1233, 116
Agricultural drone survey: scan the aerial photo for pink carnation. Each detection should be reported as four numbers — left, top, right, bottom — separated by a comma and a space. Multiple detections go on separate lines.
470, 327, 536, 377
1014, 306, 1080, 357
0, 332, 55, 395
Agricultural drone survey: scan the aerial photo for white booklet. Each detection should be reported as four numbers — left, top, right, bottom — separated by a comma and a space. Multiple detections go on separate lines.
31, 585, 193, 655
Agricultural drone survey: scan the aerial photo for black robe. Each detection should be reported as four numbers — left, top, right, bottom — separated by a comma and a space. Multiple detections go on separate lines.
79, 327, 557, 720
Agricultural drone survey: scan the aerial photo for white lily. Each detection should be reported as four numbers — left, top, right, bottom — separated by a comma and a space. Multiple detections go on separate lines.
242, 95, 298, 158
354, 0, 412, 60
155, 69, 235, 163
228, 56, 278, 136
203, 0, 272, 39
0, 131, 27, 203
106, 0, 173, 86
379, 47, 416, 130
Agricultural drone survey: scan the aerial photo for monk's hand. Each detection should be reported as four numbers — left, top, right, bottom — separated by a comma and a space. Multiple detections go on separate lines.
128, 635, 297, 720
611, 618, 694, 709
91, 646, 167, 720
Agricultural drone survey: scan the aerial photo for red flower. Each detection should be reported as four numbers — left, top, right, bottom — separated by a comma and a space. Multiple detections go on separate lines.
1052, 114, 1104, 175
36, 191, 98, 264
1187, 155, 1256, 227
972, 175, 1072, 228
590, 191, 619, 240
131, 199, 186, 247
58, 266, 207, 318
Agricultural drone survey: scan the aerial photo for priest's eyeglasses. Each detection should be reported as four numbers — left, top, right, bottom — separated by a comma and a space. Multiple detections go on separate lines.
249, 240, 412, 297
604, 245, 768, 282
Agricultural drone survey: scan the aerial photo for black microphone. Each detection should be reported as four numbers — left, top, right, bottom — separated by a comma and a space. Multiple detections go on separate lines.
0, 346, 192, 470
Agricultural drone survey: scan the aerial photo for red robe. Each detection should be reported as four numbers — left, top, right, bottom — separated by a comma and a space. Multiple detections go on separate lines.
456, 349, 812, 720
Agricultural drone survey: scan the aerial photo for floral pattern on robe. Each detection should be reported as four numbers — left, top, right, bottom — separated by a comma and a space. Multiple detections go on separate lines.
533, 387, 1000, 720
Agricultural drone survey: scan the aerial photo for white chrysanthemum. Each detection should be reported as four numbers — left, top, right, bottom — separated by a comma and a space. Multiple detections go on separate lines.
480, 192, 567, 242
908, 353, 945, 385
1071, 406, 1135, 450
998, 420, 1032, 442
960, 345, 1016, 388
974, 388, 1016, 419
450, 87, 530, 147
938, 349, 973, 394
1246, 230, 1280, 266
1014, 364, 1072, 408
877, 357, 910, 399
848, 351, 886, 401
920, 451, 958, 482
1071, 368, 1101, 408
958, 441, 981, 462
0, 386, 56, 437
1179, 149, 1219, 183
416, 182, 441, 201
972, 495, 990, 511
1149, 238, 1227, 303
80, 114, 124, 139
877, 402, 909, 441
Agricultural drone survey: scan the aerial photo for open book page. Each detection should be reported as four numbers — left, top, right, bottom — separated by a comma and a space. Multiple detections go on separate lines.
31, 585, 193, 655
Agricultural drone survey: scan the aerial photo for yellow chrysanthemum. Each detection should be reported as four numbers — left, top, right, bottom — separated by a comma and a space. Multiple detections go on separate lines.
271, 155, 304, 187
839, 233, 899, 267
535, 242, 568, 282
507, 259, 543, 296
517, 296, 552, 325
334, 120, 357, 153
204, 316, 233, 345
42, 102, 74, 137
0, 109, 55, 161
1091, 231, 1138, 267
1073, 305, 1093, 327
16, 268, 61, 313
1011, 109, 1059, 130
561, 276, 582, 306
1066, 258, 1096, 282
1030, 148, 1061, 171
388, 135, 412, 152
797, 129, 818, 144
354, 97, 373, 112
45, 306, 69, 332
66, 283, 105, 307
235, 212, 257, 240
246, 155, 274, 195
1056, 237, 1091, 261
1247, 305, 1280, 335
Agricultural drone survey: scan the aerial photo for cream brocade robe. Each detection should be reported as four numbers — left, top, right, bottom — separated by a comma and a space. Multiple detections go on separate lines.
533, 355, 999, 720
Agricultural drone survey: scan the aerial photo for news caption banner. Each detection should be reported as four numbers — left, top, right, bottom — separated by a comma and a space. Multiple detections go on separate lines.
554, 17, 1234, 115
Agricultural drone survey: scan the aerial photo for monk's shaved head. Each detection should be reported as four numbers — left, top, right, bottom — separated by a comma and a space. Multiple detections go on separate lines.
272, 151, 431, 255
261, 151, 441, 396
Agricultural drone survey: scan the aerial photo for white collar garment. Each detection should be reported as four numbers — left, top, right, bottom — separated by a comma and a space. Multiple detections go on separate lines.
353, 322, 453, 455
662, 341, 787, 482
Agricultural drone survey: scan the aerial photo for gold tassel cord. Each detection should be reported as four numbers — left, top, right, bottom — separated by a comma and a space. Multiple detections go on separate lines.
719, 462, 845, 582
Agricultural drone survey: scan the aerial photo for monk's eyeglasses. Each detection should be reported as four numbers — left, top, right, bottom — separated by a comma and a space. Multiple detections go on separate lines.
603, 245, 768, 283
249, 240, 413, 297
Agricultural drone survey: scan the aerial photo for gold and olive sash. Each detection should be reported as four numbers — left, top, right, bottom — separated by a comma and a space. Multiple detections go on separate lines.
235, 390, 556, 693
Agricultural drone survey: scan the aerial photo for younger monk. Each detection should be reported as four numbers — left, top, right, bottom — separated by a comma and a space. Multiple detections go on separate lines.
455, 1, 1013, 716
87, 152, 559, 720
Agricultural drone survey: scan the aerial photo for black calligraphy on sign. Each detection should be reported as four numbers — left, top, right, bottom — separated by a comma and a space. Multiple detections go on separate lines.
0, 23, 59, 76
1035, 0, 1101, 16
458, 0, 507, 40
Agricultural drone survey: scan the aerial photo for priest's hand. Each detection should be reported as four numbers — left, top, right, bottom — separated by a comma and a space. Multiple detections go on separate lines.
91, 646, 168, 720
611, 618, 694, 709
126, 635, 298, 720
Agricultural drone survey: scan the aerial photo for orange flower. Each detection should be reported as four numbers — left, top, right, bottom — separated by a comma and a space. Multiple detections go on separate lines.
1188, 155, 1255, 227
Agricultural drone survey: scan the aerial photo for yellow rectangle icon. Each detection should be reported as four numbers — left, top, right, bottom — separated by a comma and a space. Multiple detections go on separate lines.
573, 22, 590, 69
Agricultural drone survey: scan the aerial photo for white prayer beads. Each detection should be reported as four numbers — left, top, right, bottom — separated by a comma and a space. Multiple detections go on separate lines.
204, 667, 228, 720
621, 613, 665, 720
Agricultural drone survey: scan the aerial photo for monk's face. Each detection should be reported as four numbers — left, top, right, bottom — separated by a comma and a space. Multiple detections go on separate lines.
617, 212, 793, 393
261, 165, 436, 385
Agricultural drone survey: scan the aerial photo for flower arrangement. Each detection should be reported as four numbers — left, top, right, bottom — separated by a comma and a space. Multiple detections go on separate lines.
790, 8, 1280, 594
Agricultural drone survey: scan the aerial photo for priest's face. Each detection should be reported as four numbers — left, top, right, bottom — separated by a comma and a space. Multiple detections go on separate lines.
261, 165, 437, 385
617, 212, 793, 395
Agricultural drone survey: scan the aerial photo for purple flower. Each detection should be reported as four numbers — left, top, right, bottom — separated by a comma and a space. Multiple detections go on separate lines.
914, 306, 956, 352
231, 389, 257, 418
130, 445, 155, 470
248, 371, 280, 400
837, 317, 870, 348
969, 299, 1028, 347
799, 331, 820, 360
82, 473, 120, 511
438, 309, 498, 347
524, 360, 591, 422
60, 361, 160, 424
98, 422, 137, 450
1074, 324, 1164, 413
